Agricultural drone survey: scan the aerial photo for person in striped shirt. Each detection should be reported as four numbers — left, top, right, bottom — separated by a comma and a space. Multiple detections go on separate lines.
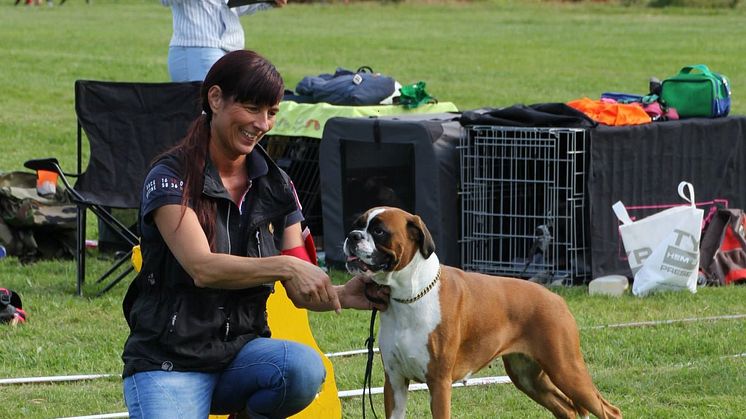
161, 0, 287, 82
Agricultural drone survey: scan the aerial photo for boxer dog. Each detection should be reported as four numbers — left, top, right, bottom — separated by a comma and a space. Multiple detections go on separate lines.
344, 207, 622, 419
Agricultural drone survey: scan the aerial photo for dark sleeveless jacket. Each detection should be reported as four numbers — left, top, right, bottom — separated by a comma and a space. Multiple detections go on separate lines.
121, 146, 298, 377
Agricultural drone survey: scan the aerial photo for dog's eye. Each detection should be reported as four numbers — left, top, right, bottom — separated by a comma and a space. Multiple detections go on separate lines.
371, 227, 385, 237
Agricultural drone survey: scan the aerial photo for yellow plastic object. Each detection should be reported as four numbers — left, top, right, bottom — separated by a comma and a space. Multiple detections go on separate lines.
265, 281, 342, 418
209, 282, 342, 419
131, 245, 142, 272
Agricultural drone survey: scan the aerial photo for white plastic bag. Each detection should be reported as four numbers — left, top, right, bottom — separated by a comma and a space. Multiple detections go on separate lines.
613, 181, 704, 297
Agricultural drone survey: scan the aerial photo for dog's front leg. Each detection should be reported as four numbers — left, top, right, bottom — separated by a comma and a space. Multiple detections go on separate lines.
427, 378, 453, 419
384, 371, 410, 419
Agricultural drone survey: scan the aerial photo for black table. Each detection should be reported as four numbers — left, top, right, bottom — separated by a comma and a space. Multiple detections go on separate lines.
588, 116, 746, 278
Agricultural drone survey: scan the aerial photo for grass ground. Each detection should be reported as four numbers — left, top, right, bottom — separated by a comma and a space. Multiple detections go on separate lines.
1, 0, 746, 418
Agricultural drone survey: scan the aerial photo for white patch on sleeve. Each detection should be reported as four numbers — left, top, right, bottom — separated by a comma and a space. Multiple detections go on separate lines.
145, 176, 184, 200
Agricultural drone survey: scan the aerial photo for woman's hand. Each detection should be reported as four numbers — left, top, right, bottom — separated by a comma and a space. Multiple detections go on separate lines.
338, 276, 390, 312
282, 258, 341, 312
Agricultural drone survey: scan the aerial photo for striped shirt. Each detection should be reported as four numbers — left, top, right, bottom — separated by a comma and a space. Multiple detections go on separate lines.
161, 0, 274, 52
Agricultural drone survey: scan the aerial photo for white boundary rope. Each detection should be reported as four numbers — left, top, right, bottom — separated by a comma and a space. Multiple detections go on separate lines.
61, 350, 746, 419
337, 375, 512, 398
5, 313, 745, 386
323, 313, 746, 358
9, 313, 746, 419
325, 347, 378, 358
59, 414, 129, 419
583, 314, 746, 330
0, 374, 116, 385
57, 376, 514, 419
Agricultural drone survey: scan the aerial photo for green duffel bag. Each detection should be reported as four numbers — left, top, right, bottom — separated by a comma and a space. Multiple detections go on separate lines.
661, 64, 731, 118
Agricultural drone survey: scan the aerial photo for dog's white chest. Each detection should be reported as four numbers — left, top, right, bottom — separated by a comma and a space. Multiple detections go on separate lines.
379, 290, 441, 383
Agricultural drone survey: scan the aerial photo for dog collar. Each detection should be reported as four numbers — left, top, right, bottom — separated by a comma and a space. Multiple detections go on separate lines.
393, 265, 441, 304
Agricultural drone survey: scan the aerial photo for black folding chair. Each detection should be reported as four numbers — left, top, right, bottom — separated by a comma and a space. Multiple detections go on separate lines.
25, 80, 202, 296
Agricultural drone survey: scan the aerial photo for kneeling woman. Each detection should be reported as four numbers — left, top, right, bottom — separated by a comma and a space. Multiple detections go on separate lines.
121, 49, 388, 419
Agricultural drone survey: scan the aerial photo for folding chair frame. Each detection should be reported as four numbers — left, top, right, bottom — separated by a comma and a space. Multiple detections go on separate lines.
25, 158, 138, 296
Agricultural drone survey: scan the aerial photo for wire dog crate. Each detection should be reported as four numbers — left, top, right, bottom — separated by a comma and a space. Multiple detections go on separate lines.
459, 126, 590, 284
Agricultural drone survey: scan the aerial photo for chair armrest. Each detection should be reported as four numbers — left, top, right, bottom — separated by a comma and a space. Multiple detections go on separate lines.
23, 158, 81, 194
24, 158, 62, 174
24, 158, 80, 177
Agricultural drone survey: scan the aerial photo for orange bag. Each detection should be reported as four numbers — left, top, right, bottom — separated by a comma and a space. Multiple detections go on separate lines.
567, 97, 651, 126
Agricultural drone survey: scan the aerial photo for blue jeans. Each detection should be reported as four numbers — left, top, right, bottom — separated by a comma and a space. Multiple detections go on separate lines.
123, 338, 325, 419
167, 46, 227, 82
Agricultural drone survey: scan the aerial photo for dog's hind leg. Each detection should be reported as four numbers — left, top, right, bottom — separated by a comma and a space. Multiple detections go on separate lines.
536, 348, 622, 419
384, 371, 410, 419
503, 353, 578, 419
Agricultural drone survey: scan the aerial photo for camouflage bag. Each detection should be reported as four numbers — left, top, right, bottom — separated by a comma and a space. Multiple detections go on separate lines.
0, 171, 76, 262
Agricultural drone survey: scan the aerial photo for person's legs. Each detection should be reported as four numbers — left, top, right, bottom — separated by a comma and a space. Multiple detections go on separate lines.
123, 370, 218, 419
167, 46, 188, 82
189, 47, 225, 81
211, 338, 326, 418
168, 46, 225, 82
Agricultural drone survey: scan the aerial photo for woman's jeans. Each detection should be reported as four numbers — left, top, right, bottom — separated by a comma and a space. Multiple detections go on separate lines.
123, 338, 325, 419
167, 46, 226, 82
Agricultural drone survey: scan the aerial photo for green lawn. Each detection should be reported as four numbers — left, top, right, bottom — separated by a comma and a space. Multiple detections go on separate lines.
1, 0, 746, 418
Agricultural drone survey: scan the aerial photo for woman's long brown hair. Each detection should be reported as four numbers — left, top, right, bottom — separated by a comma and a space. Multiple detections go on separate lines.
162, 50, 284, 249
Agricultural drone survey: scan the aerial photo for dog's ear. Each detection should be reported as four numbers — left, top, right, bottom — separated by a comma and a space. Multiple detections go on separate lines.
407, 215, 435, 258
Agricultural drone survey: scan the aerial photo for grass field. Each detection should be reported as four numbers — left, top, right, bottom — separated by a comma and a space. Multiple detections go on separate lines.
1, 0, 746, 418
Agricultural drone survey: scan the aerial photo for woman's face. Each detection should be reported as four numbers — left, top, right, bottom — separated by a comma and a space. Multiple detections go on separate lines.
208, 86, 280, 158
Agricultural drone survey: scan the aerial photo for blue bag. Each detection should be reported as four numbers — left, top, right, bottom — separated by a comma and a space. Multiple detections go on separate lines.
600, 92, 644, 104
295, 66, 396, 106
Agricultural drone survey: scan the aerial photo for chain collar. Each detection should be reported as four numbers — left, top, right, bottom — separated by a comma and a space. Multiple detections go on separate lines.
392, 265, 442, 304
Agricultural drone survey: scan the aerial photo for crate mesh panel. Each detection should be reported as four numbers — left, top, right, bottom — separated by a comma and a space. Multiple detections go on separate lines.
261, 135, 322, 238
459, 126, 590, 283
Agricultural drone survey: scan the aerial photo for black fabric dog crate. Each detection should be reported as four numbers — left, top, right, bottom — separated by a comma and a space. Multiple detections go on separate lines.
319, 113, 462, 268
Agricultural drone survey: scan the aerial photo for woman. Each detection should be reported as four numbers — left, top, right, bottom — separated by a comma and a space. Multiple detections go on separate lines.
122, 50, 387, 418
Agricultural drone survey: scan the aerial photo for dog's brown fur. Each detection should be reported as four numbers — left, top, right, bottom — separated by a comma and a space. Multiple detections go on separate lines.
410, 266, 621, 418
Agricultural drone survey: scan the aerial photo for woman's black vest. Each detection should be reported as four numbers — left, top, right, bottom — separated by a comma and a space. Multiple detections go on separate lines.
121, 146, 298, 377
